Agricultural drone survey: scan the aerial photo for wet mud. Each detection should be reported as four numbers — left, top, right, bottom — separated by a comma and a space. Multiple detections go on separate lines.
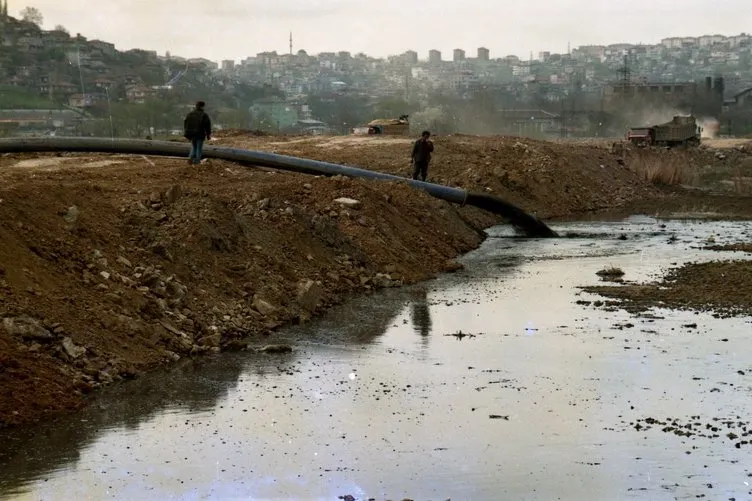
1, 217, 752, 500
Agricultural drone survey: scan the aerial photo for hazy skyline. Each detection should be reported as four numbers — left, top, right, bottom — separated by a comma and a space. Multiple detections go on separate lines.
10, 0, 752, 61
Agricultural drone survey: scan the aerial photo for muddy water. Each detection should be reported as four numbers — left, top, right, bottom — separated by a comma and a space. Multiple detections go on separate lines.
2, 217, 752, 501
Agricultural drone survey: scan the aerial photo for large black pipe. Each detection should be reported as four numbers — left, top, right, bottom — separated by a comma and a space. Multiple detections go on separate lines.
0, 137, 557, 237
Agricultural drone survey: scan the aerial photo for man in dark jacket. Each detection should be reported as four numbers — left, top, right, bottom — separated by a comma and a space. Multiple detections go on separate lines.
411, 130, 434, 181
183, 101, 212, 165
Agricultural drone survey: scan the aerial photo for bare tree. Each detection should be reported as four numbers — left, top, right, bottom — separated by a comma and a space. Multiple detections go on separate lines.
54, 24, 69, 34
20, 6, 43, 26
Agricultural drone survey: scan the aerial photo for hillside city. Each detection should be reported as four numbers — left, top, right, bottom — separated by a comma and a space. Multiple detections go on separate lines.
1, 6, 752, 138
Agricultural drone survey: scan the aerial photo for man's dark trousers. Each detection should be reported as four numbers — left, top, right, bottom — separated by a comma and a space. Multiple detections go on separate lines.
412, 160, 428, 181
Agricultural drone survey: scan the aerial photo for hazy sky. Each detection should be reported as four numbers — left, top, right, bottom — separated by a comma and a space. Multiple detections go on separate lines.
12, 0, 752, 61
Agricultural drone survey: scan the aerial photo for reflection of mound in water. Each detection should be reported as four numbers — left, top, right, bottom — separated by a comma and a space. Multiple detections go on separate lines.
0, 354, 249, 496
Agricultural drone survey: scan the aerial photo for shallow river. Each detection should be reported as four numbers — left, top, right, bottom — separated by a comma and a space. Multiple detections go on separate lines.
1, 217, 752, 501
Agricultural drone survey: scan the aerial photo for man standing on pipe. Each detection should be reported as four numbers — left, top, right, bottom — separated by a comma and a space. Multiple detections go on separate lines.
411, 130, 434, 182
183, 101, 212, 165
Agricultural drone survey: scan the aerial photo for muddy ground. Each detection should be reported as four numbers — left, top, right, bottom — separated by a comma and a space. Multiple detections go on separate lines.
1, 134, 751, 428
584, 246, 752, 318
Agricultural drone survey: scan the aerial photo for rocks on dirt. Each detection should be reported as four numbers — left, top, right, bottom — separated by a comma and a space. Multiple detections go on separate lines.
443, 260, 464, 273
197, 333, 221, 349
257, 344, 293, 354
2, 316, 54, 342
596, 266, 625, 278
62, 205, 79, 225
296, 279, 324, 313
162, 184, 183, 205
372, 273, 395, 288
116, 256, 133, 268
334, 197, 362, 210
61, 337, 86, 359
252, 295, 277, 316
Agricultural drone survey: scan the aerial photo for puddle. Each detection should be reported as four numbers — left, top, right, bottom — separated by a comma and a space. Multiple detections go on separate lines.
1, 216, 751, 500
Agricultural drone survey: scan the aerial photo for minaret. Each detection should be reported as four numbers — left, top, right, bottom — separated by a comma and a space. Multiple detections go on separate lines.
1, 0, 8, 18
289, 31, 293, 55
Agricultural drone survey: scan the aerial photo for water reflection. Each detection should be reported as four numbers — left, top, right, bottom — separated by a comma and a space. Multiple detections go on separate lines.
410, 287, 433, 338
2, 219, 752, 500
0, 286, 413, 498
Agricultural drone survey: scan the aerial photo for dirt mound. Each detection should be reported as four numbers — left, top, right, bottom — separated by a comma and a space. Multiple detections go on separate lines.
219, 134, 657, 218
0, 155, 496, 427
2, 134, 750, 428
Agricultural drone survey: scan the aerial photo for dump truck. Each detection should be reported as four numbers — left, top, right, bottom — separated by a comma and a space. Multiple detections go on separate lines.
352, 115, 410, 135
627, 115, 702, 148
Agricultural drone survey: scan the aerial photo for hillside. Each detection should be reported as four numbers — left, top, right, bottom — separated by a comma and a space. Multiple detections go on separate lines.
0, 13, 280, 136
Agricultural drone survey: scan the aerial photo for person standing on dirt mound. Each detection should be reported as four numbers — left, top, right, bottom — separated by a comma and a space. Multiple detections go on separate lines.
411, 130, 434, 182
183, 101, 212, 165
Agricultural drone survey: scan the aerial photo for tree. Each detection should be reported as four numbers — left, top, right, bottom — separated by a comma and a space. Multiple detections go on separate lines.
20, 6, 43, 26
53, 24, 69, 34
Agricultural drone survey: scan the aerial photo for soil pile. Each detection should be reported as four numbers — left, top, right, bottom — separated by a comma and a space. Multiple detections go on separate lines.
219, 135, 658, 218
2, 134, 750, 428
0, 154, 495, 427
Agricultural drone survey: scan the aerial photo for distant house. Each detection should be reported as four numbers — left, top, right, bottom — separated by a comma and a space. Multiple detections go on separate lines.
68, 93, 108, 108
88, 39, 117, 57
293, 119, 331, 135
17, 35, 44, 52
497, 109, 559, 136
93, 77, 116, 89
249, 98, 299, 130
125, 85, 155, 103
724, 87, 752, 109
0, 108, 86, 135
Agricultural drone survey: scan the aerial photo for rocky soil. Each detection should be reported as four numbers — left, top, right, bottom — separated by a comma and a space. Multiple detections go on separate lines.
1, 133, 751, 428
0, 154, 501, 427
583, 259, 752, 318
218, 133, 657, 218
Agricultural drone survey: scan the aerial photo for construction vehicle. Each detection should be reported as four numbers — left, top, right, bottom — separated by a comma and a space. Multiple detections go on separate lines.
627, 115, 702, 148
352, 115, 410, 135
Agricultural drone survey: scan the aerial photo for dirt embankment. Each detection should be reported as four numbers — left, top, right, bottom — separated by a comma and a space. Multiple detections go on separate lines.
219, 133, 752, 219
1, 133, 751, 428
219, 134, 658, 219
0, 154, 498, 427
